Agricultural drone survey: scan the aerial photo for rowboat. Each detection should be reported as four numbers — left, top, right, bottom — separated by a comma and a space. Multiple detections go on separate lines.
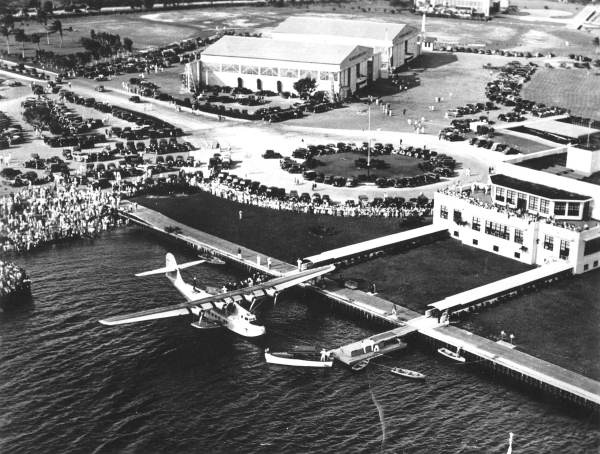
390, 367, 426, 380
437, 346, 466, 363
351, 359, 370, 371
264, 348, 333, 368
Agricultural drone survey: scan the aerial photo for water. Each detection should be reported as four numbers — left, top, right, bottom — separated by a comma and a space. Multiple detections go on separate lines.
1, 227, 599, 454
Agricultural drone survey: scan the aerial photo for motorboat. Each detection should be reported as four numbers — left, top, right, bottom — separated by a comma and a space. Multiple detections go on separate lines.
390, 367, 426, 380
437, 346, 466, 363
264, 348, 333, 368
351, 359, 370, 371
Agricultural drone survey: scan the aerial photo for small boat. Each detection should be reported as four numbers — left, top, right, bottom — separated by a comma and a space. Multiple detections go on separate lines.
390, 367, 426, 380
198, 254, 226, 265
351, 359, 370, 371
438, 346, 466, 363
265, 348, 333, 368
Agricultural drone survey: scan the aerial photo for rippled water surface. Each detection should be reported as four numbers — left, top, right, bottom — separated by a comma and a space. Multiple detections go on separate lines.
1, 228, 599, 453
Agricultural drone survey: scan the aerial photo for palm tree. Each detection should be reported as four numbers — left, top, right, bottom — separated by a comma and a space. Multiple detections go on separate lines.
13, 28, 27, 58
31, 33, 41, 53
0, 26, 10, 54
49, 19, 62, 47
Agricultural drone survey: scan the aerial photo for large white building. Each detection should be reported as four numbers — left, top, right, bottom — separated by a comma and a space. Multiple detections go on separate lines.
414, 0, 499, 16
268, 16, 420, 78
194, 35, 374, 97
433, 160, 600, 275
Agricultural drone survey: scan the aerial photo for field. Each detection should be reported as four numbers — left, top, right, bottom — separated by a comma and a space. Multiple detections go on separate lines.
315, 153, 424, 179
521, 68, 600, 120
135, 191, 413, 264
332, 239, 533, 312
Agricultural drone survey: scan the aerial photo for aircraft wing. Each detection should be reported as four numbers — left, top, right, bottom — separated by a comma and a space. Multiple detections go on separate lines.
99, 264, 334, 326
99, 301, 218, 326
186, 263, 336, 304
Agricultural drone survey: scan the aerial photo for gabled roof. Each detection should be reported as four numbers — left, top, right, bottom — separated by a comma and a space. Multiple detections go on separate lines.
490, 174, 592, 201
271, 16, 416, 42
201, 35, 367, 66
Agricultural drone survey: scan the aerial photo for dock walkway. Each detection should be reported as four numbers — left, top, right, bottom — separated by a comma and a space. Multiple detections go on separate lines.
303, 224, 447, 266
428, 261, 573, 314
120, 202, 296, 276
419, 323, 600, 408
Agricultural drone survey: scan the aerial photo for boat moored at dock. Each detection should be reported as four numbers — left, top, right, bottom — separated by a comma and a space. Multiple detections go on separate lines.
438, 346, 466, 363
264, 347, 333, 368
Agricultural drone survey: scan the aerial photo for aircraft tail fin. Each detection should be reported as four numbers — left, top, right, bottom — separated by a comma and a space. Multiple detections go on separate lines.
135, 253, 205, 284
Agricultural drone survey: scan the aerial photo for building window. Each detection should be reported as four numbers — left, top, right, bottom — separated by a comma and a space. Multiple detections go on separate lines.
319, 71, 329, 80
514, 229, 523, 244
453, 210, 463, 224
495, 187, 505, 202
280, 68, 299, 78
221, 63, 239, 73
594, 260, 598, 267
540, 199, 550, 214
567, 202, 580, 217
529, 196, 539, 211
202, 62, 221, 72
506, 190, 516, 205
454, 231, 459, 237
299, 70, 317, 80
473, 239, 478, 245
440, 205, 448, 219
584, 237, 600, 255
260, 67, 278, 76
472, 217, 480, 231
356, 63, 360, 78
514, 252, 520, 259
584, 264, 589, 271
554, 201, 566, 216
543, 235, 554, 251
559, 239, 570, 260
485, 221, 509, 240
493, 245, 499, 252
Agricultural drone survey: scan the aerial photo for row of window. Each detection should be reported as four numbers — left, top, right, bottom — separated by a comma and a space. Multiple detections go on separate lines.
494, 187, 581, 217
202, 62, 339, 81
441, 206, 572, 258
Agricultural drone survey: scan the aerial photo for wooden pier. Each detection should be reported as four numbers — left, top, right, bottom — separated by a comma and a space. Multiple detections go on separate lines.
119, 202, 600, 411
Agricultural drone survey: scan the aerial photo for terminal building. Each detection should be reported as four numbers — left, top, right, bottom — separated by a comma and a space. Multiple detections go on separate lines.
268, 16, 420, 78
433, 157, 600, 275
195, 36, 374, 98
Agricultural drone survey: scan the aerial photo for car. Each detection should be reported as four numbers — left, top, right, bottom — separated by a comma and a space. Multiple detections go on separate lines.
95, 85, 105, 92
129, 96, 141, 103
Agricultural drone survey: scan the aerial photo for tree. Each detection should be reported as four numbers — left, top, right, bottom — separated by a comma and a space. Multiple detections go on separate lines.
0, 26, 10, 53
123, 37, 133, 52
594, 36, 600, 47
48, 19, 62, 47
42, 1, 53, 14
13, 28, 27, 58
3, 14, 15, 31
293, 76, 317, 97
31, 32, 40, 52
144, 0, 155, 9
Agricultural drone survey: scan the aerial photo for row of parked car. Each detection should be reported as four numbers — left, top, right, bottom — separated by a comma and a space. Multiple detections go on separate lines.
446, 102, 496, 118
0, 112, 24, 149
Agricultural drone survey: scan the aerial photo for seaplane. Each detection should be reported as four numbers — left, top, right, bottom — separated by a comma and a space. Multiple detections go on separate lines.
99, 253, 335, 338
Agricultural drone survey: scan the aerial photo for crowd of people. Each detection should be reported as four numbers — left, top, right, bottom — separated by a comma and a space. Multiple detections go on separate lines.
219, 271, 271, 293
0, 183, 124, 253
0, 260, 30, 304
197, 177, 432, 219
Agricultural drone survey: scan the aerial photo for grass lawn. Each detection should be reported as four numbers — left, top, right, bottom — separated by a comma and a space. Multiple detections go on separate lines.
331, 239, 533, 312
314, 153, 424, 179
459, 269, 600, 381
134, 191, 426, 263
522, 68, 600, 121
491, 131, 552, 153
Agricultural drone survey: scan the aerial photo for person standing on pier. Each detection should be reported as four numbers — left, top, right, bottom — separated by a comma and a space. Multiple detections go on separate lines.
267, 257, 272, 270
